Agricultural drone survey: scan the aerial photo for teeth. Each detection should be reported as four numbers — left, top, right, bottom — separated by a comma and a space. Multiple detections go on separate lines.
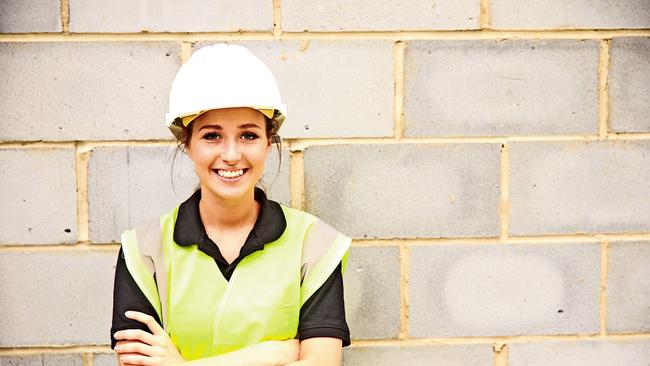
217, 169, 244, 178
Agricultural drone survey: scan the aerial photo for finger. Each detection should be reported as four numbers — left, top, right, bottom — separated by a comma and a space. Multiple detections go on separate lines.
114, 329, 158, 345
114, 341, 156, 357
114, 340, 146, 353
125, 311, 165, 336
118, 353, 156, 366
115, 340, 134, 348
116, 351, 150, 366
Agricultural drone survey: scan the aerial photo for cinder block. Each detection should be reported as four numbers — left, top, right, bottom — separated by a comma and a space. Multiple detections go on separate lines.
510, 339, 650, 366
0, 148, 77, 245
607, 241, 650, 333
0, 0, 61, 33
303, 144, 500, 239
259, 147, 291, 206
0, 356, 83, 366
0, 42, 178, 141
43, 354, 82, 366
344, 246, 401, 339
69, 0, 272, 32
0, 250, 117, 346
88, 145, 197, 243
197, 41, 393, 138
491, 0, 650, 29
0, 355, 42, 366
609, 38, 650, 132
509, 141, 650, 235
282, 0, 480, 31
409, 243, 601, 337
343, 344, 492, 366
404, 40, 599, 137
93, 354, 117, 366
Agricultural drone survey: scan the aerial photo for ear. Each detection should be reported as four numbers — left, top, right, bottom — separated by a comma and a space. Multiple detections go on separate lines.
183, 124, 196, 157
184, 141, 196, 162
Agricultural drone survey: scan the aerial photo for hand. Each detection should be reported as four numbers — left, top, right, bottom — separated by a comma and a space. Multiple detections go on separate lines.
114, 311, 185, 366
252, 339, 300, 366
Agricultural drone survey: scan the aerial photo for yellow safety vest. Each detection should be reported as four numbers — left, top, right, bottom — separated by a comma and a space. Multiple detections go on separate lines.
121, 204, 350, 360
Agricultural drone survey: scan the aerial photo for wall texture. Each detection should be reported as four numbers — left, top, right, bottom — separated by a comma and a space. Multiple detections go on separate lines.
1, 1, 649, 365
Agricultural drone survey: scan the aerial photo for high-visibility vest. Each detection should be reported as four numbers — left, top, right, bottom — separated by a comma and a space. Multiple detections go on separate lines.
120, 204, 351, 360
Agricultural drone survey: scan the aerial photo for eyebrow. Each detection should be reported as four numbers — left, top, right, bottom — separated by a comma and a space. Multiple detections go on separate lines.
198, 123, 263, 131
238, 123, 263, 130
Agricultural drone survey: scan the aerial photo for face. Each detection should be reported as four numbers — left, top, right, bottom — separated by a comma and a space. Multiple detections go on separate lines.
186, 107, 271, 202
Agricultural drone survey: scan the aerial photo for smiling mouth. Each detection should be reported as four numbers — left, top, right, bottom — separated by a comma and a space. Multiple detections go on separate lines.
214, 169, 247, 179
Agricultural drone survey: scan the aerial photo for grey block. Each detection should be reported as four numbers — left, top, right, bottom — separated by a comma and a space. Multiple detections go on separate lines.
93, 354, 117, 366
0, 148, 77, 245
344, 246, 401, 339
69, 0, 272, 32
259, 147, 291, 206
510, 339, 650, 366
303, 144, 500, 239
491, 0, 650, 29
404, 40, 599, 137
282, 0, 480, 31
0, 356, 42, 366
88, 145, 198, 243
509, 141, 650, 235
0, 0, 61, 33
43, 354, 82, 366
0, 250, 116, 346
0, 42, 178, 141
607, 241, 650, 333
409, 243, 601, 337
609, 38, 650, 132
197, 41, 393, 138
343, 344, 492, 366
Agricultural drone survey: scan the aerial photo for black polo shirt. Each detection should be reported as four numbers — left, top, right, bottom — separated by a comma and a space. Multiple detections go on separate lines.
111, 188, 350, 349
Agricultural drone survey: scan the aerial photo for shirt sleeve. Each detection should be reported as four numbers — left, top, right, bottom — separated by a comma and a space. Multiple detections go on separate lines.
111, 248, 162, 349
298, 262, 351, 347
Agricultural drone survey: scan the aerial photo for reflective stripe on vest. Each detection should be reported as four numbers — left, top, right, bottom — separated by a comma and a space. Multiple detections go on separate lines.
120, 204, 351, 360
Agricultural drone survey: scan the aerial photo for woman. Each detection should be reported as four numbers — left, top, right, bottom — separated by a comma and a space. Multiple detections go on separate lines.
110, 44, 351, 366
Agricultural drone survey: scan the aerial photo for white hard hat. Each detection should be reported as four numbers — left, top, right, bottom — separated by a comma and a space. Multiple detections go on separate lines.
165, 43, 286, 139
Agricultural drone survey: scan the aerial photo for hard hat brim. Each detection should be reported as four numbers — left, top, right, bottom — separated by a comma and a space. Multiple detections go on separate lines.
167, 106, 286, 141
179, 107, 277, 129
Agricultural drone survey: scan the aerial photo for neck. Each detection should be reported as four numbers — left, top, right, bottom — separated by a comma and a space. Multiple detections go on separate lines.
198, 187, 260, 230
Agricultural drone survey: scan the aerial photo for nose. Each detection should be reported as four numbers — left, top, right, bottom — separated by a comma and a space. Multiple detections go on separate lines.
220, 139, 241, 163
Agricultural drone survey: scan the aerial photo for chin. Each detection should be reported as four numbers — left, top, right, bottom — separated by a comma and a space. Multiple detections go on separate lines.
199, 171, 259, 201
204, 184, 256, 201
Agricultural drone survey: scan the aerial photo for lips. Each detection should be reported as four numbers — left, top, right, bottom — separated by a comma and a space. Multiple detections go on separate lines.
214, 168, 247, 179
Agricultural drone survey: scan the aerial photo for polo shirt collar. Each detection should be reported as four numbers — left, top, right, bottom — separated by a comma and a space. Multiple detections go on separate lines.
173, 187, 287, 250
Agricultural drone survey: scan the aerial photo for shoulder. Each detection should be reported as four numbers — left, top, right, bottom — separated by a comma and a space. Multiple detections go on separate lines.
122, 202, 181, 232
279, 206, 349, 241
121, 196, 184, 242
293, 209, 351, 306
120, 204, 180, 267
277, 205, 349, 244
279, 205, 318, 223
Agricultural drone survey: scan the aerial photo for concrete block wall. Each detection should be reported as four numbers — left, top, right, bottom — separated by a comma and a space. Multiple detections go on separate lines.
1, 1, 649, 365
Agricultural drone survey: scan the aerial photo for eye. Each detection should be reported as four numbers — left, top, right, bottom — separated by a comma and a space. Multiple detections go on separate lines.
241, 132, 259, 141
202, 132, 220, 141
